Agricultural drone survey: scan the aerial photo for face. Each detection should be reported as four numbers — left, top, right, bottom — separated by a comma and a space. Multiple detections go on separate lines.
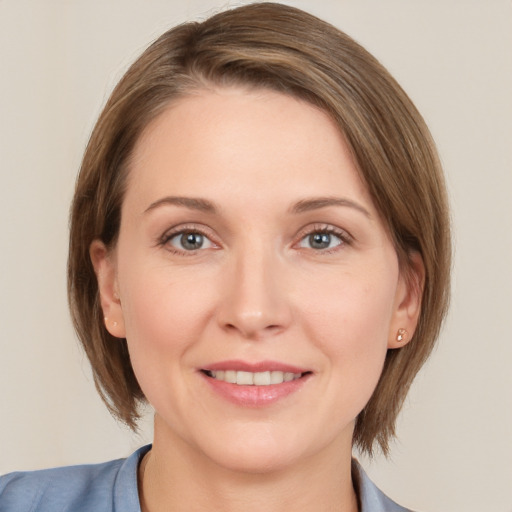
92, 87, 421, 473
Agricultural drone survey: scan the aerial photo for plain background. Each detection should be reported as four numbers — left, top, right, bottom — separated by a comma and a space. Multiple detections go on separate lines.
0, 1, 511, 511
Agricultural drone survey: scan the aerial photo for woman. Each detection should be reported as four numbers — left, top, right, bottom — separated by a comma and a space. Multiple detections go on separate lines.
0, 3, 450, 511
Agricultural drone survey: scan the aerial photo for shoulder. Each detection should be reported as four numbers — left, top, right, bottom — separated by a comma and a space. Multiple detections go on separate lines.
0, 459, 123, 512
0, 445, 150, 512
352, 459, 417, 512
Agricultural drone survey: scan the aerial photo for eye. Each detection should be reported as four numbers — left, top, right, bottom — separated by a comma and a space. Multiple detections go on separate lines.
297, 228, 348, 251
166, 231, 214, 252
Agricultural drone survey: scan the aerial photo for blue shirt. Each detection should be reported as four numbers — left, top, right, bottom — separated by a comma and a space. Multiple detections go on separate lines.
0, 445, 413, 511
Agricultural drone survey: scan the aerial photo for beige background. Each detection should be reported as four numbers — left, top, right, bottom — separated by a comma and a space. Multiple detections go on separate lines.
1, 1, 511, 511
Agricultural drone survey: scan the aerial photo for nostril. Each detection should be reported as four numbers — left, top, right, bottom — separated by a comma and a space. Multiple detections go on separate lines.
218, 294, 292, 339
222, 321, 283, 340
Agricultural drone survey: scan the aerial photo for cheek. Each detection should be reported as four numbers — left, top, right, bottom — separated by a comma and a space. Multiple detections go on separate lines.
116, 263, 219, 412
303, 267, 396, 339
123, 273, 207, 348
300, 266, 397, 382
117, 261, 218, 366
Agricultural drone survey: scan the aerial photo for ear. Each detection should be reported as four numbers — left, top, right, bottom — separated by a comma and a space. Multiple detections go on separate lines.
89, 240, 126, 338
388, 251, 425, 349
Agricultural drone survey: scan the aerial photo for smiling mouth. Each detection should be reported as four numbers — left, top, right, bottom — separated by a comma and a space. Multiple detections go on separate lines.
202, 370, 310, 386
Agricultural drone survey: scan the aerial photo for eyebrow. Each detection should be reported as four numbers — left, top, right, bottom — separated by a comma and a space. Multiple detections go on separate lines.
144, 196, 217, 214
290, 197, 371, 218
143, 195, 370, 218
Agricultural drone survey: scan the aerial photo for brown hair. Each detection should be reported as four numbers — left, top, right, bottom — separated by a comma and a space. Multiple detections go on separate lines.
68, 2, 451, 456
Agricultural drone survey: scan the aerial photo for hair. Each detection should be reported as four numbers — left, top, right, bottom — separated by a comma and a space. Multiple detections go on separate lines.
68, 2, 451, 456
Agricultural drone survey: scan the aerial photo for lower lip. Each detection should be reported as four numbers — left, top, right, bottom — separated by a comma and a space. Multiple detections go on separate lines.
201, 373, 310, 407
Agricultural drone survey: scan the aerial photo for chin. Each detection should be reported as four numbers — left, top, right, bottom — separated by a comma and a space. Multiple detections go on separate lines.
193, 421, 334, 476
206, 442, 300, 475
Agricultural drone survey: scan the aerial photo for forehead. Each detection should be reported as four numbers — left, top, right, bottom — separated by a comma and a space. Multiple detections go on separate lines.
124, 86, 373, 214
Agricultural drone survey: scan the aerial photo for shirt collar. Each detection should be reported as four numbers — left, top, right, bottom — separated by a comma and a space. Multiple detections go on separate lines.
351, 459, 414, 512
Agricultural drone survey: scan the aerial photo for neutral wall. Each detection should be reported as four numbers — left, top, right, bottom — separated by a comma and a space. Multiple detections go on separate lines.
0, 1, 511, 511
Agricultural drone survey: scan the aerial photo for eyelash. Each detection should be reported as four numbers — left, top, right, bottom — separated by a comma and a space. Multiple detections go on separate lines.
158, 223, 353, 255
158, 224, 218, 255
295, 224, 353, 254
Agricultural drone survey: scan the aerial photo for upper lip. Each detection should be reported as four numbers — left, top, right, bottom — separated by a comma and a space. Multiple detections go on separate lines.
202, 360, 310, 374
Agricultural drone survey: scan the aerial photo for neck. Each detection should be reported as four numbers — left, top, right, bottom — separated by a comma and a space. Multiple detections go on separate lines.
139, 416, 358, 512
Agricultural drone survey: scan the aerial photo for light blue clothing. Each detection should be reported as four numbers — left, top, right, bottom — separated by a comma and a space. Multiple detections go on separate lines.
0, 445, 414, 511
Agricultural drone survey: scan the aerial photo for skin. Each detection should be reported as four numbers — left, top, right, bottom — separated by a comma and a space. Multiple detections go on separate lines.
91, 87, 423, 512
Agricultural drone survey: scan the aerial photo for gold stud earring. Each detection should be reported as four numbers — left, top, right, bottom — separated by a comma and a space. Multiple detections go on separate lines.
104, 317, 118, 328
397, 328, 407, 342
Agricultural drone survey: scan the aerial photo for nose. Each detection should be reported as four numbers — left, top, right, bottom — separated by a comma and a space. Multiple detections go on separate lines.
217, 245, 292, 340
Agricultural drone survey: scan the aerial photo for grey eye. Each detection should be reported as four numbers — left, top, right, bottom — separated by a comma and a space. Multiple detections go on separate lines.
169, 232, 213, 251
310, 233, 331, 249
299, 232, 342, 250
182, 233, 204, 250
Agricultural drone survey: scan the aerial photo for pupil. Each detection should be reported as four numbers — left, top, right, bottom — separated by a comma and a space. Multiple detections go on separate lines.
181, 233, 203, 250
310, 233, 330, 249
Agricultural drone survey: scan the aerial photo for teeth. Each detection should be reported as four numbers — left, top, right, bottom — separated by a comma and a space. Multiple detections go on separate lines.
270, 371, 283, 384
209, 370, 302, 386
224, 370, 236, 383
237, 371, 254, 385
253, 371, 271, 385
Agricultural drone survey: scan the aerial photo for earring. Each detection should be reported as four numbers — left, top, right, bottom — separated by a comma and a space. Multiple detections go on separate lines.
397, 328, 407, 342
104, 317, 118, 328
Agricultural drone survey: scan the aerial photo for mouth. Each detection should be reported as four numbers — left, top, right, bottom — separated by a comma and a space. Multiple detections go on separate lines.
201, 369, 309, 386
200, 362, 312, 406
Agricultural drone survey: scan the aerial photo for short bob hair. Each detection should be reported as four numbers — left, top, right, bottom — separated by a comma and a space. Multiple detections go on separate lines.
68, 2, 450, 456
